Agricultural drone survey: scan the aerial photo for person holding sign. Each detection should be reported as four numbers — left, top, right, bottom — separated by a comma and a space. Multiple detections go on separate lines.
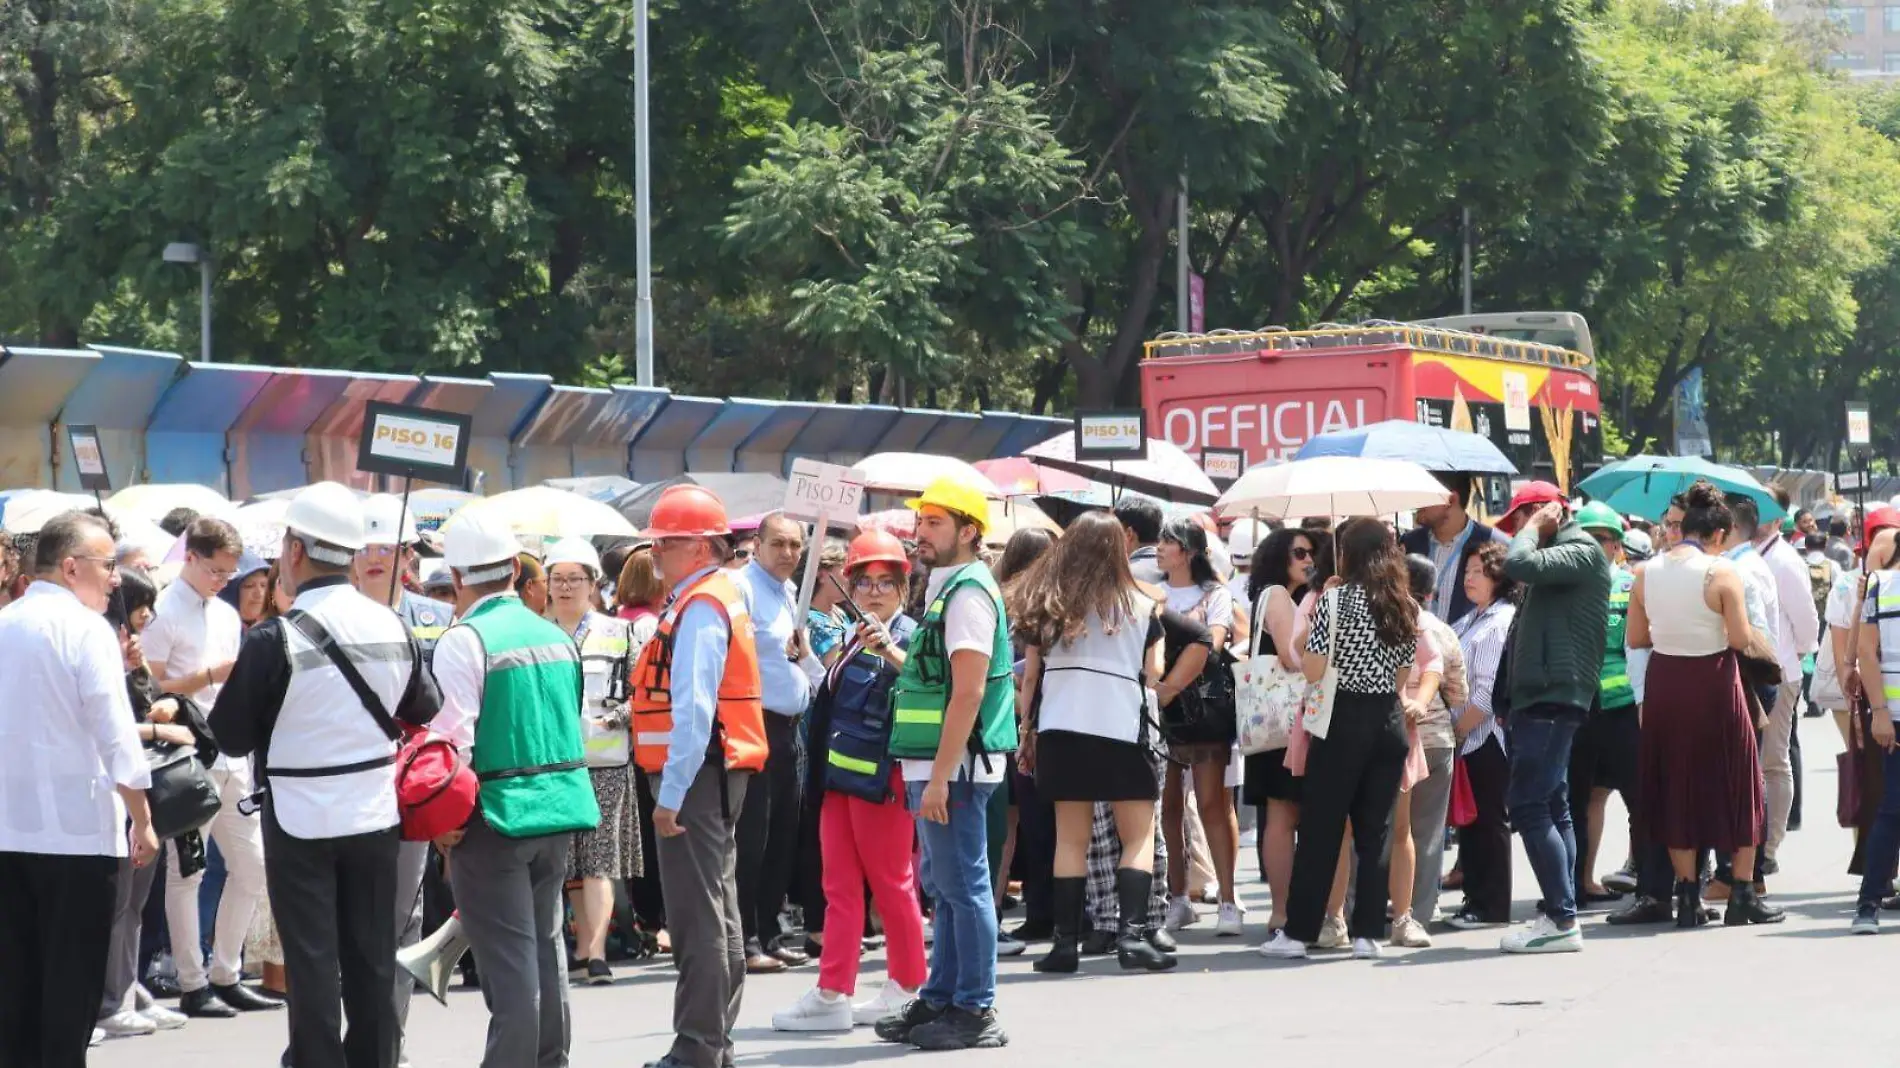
872, 478, 1017, 1052
355, 494, 451, 661
542, 537, 642, 987
734, 512, 823, 973
626, 485, 769, 1068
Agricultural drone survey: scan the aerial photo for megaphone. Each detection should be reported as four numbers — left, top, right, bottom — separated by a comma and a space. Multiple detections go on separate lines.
398, 914, 470, 1006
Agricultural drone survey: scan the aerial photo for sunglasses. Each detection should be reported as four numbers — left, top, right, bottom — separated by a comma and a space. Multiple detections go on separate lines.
1290, 546, 1313, 561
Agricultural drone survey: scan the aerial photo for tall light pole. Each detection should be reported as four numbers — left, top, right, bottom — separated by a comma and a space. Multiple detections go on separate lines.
1176, 173, 1190, 332
163, 242, 211, 362
633, 0, 655, 387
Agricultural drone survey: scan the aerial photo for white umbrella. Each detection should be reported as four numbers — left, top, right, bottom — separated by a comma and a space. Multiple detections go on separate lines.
1214, 456, 1449, 520
106, 483, 236, 523
1022, 432, 1219, 505
851, 453, 1001, 497
455, 485, 638, 539
1, 490, 112, 533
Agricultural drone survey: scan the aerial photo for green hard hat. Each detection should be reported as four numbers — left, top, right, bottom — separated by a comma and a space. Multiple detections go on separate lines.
1781, 515, 1797, 533
1576, 501, 1625, 538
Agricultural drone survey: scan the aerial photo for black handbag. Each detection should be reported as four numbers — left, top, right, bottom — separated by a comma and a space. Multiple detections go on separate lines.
145, 743, 221, 840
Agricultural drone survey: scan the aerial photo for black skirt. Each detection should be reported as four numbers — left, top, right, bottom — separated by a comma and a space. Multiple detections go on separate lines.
1035, 729, 1159, 802
1242, 747, 1302, 805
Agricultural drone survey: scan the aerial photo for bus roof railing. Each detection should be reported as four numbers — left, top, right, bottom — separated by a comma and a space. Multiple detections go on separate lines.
1145, 321, 1596, 376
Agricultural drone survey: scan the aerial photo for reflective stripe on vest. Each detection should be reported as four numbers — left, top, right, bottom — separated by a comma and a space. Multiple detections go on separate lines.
828, 750, 881, 776
629, 570, 769, 775
887, 564, 1018, 760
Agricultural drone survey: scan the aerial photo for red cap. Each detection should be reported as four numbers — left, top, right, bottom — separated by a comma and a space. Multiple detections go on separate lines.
1861, 507, 1900, 556
1496, 481, 1566, 534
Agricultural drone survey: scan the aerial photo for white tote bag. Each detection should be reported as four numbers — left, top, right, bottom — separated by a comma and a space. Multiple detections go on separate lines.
1301, 588, 1343, 740
1233, 587, 1307, 754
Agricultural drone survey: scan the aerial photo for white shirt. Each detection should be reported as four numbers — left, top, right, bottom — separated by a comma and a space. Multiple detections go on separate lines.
0, 582, 150, 857
901, 565, 1006, 784
144, 576, 243, 772
1757, 534, 1821, 684
1166, 582, 1234, 637
431, 591, 513, 751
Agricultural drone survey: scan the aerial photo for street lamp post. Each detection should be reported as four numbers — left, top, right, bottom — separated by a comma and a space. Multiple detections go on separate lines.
633, 0, 655, 388
163, 242, 211, 362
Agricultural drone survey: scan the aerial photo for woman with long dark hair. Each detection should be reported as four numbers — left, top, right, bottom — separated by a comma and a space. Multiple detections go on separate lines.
1154, 517, 1243, 937
1444, 542, 1519, 930
1628, 479, 1782, 927
1242, 528, 1317, 937
1261, 517, 1417, 960
1012, 512, 1198, 973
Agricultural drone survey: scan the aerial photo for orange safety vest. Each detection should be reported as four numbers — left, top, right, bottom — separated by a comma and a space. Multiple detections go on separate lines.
629, 570, 769, 775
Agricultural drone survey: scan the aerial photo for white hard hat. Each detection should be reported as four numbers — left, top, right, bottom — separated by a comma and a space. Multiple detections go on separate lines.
1227, 517, 1271, 562
284, 482, 366, 564
442, 510, 520, 583
362, 493, 419, 547
544, 536, 602, 576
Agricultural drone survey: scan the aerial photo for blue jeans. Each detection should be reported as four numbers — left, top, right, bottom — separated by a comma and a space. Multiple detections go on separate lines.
906, 779, 997, 1012
1507, 705, 1585, 924
1857, 746, 1900, 908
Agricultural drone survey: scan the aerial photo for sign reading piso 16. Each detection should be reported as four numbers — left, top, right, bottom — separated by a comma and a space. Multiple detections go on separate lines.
357, 401, 473, 484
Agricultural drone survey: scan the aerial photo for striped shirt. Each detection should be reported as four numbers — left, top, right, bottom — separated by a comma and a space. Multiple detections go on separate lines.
1452, 601, 1515, 756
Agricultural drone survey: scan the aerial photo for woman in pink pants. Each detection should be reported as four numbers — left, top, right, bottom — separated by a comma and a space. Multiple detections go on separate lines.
773, 531, 929, 1032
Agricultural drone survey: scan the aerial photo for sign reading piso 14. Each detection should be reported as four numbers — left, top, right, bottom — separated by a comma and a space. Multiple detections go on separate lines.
1074, 409, 1148, 462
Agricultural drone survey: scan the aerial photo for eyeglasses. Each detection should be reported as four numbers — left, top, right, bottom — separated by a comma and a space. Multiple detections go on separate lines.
78, 555, 119, 575
732, 548, 753, 562
358, 544, 398, 559
850, 577, 903, 594
549, 575, 592, 589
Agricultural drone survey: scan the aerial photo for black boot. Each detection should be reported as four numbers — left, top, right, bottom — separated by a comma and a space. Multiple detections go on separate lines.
1674, 879, 1707, 929
1724, 879, 1786, 926
1033, 877, 1085, 974
1114, 869, 1177, 972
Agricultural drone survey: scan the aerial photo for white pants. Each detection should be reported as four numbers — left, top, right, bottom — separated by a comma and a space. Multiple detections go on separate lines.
165, 764, 268, 991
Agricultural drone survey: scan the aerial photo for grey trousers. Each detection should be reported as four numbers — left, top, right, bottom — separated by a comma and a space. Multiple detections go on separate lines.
651, 764, 751, 1068
454, 818, 572, 1068
100, 852, 159, 1018
1406, 747, 1457, 923
392, 840, 429, 1063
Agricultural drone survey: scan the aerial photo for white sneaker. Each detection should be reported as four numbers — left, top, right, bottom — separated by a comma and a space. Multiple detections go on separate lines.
1257, 930, 1308, 959
1315, 914, 1350, 950
1164, 895, 1199, 931
140, 1004, 188, 1031
1214, 902, 1244, 937
1389, 914, 1433, 948
99, 1010, 157, 1038
1351, 937, 1383, 960
1499, 914, 1583, 955
995, 929, 1027, 957
851, 980, 918, 1027
771, 987, 853, 1032
90, 1028, 105, 1048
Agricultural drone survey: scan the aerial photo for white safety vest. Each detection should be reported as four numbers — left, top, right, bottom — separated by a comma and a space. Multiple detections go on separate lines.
575, 611, 633, 768
267, 583, 417, 840
1037, 593, 1154, 745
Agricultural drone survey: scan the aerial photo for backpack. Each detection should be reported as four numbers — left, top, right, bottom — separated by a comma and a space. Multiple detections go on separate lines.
821, 616, 918, 803
1808, 557, 1833, 627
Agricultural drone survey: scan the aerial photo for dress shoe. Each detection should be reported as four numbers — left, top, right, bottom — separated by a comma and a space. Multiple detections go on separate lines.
745, 952, 786, 974
769, 940, 809, 967
1606, 896, 1672, 925
213, 982, 285, 1012
179, 987, 237, 1019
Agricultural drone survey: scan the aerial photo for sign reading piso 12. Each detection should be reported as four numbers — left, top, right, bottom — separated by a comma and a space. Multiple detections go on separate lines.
1074, 409, 1148, 462
357, 401, 472, 484
782, 459, 866, 525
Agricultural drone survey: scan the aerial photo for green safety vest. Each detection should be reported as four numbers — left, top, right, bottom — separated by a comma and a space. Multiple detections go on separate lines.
461, 595, 602, 838
888, 563, 1018, 761
1600, 567, 1635, 711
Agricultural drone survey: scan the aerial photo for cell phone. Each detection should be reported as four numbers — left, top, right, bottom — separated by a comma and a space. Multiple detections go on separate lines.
827, 571, 868, 625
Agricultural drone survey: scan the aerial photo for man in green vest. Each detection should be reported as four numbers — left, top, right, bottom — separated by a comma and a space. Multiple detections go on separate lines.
1567, 503, 1641, 904
429, 511, 600, 1068
874, 478, 1015, 1053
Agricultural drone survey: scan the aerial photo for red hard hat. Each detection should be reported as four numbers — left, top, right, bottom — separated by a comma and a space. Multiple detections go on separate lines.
642, 485, 731, 538
846, 530, 910, 575
1497, 481, 1566, 534
1861, 507, 1900, 556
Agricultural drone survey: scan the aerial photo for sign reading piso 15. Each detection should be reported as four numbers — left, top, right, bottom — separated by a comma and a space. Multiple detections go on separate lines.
357, 401, 473, 484
782, 458, 866, 525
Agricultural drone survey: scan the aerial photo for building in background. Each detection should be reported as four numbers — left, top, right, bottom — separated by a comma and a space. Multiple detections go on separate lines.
1777, 0, 1900, 77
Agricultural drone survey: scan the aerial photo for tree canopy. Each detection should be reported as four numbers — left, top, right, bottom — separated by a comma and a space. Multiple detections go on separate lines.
5, 0, 1900, 467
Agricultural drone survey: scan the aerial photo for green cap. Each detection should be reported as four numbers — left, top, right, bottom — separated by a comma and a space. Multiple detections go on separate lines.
1781, 515, 1797, 533
1576, 501, 1625, 538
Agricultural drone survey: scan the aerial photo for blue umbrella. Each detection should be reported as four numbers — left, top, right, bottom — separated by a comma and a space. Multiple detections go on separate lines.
1294, 420, 1517, 475
1577, 455, 1786, 524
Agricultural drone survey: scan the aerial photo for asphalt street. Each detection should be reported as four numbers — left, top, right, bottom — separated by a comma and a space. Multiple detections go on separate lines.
91, 713, 1889, 1067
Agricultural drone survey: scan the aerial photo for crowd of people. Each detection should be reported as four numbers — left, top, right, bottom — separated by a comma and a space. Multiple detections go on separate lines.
1, 466, 1889, 1067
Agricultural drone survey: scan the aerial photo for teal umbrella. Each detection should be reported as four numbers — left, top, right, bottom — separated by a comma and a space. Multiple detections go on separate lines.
1577, 455, 1786, 524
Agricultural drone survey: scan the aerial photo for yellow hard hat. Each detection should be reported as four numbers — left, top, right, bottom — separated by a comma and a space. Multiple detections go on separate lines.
906, 477, 990, 535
